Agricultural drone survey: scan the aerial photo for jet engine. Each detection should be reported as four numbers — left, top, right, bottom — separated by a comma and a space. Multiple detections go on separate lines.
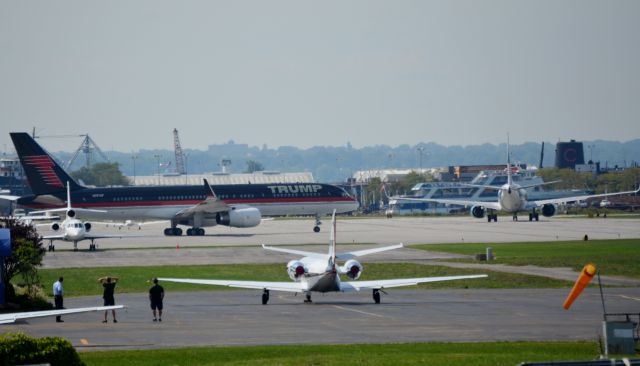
66, 209, 76, 218
216, 207, 262, 228
339, 259, 363, 280
541, 204, 556, 217
287, 260, 308, 281
470, 205, 485, 219
84, 222, 92, 232
51, 223, 60, 231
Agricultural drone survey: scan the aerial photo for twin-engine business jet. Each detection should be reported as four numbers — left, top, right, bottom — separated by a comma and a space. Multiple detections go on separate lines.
8, 132, 358, 235
387, 146, 639, 222
0, 305, 123, 325
160, 211, 487, 304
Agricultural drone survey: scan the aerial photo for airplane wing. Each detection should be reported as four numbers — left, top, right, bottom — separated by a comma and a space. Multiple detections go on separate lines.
339, 274, 488, 292
174, 180, 230, 219
41, 233, 128, 241
336, 243, 404, 260
41, 234, 67, 240
0, 195, 21, 201
261, 244, 326, 258
158, 277, 306, 293
531, 188, 640, 207
96, 220, 168, 228
0, 305, 124, 324
391, 195, 503, 210
83, 233, 128, 240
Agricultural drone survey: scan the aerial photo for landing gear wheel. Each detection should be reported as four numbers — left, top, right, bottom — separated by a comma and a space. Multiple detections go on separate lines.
262, 290, 269, 305
197, 228, 205, 236
164, 228, 173, 236
313, 226, 320, 233
186, 228, 193, 236
534, 213, 539, 221
529, 213, 533, 221
173, 228, 182, 236
373, 289, 381, 304
304, 293, 312, 303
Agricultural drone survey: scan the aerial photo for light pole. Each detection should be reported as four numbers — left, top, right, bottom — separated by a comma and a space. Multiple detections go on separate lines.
417, 147, 425, 173
184, 153, 189, 184
154, 154, 161, 185
131, 154, 137, 185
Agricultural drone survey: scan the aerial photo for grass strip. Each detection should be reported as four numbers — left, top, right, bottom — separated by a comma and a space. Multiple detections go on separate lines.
411, 239, 640, 279
31, 262, 571, 298
79, 341, 608, 366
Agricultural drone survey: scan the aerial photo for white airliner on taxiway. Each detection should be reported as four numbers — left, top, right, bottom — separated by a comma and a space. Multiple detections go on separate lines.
0, 305, 123, 324
160, 211, 487, 304
387, 144, 639, 222
35, 182, 131, 251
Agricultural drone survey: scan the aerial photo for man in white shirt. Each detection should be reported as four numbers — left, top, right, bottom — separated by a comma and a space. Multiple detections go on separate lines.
53, 277, 64, 322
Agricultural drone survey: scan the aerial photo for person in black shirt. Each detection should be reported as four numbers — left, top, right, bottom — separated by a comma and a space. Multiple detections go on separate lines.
149, 278, 165, 322
98, 276, 119, 323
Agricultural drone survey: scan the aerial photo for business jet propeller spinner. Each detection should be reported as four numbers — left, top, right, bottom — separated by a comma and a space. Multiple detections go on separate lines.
160, 210, 487, 304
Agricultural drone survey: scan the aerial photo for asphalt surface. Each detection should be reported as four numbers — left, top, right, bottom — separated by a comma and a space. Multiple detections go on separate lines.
7, 215, 639, 351
4, 288, 639, 350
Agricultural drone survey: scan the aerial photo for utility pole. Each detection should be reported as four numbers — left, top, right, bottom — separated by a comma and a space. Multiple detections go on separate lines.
154, 154, 162, 185
131, 154, 137, 185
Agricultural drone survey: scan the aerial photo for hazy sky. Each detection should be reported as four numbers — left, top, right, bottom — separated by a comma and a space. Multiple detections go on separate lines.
1, 1, 639, 153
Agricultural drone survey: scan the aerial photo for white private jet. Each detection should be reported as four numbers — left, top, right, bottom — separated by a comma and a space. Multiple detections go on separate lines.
160, 210, 487, 304
386, 143, 639, 222
34, 182, 130, 251
0, 305, 123, 324
101, 219, 167, 230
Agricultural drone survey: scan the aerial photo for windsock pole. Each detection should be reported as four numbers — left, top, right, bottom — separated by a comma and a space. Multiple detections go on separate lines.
563, 263, 597, 310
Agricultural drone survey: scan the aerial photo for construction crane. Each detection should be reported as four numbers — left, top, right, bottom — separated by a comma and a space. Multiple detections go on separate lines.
173, 128, 186, 175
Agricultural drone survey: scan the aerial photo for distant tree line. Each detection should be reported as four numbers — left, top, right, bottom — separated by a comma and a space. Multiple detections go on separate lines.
49, 139, 640, 182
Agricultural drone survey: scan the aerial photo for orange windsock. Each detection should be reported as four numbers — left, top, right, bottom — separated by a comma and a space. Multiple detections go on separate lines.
563, 263, 597, 310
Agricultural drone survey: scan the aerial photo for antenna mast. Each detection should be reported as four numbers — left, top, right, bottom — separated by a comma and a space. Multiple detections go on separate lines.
66, 134, 110, 169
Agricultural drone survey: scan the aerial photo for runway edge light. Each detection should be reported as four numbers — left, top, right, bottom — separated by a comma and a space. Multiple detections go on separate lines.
562, 263, 596, 310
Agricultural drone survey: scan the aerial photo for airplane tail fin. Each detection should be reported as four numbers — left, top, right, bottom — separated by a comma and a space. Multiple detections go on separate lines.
506, 133, 513, 187
328, 209, 337, 270
10, 132, 83, 195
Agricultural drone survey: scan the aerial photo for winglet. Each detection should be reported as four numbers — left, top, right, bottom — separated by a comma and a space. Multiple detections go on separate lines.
203, 179, 217, 199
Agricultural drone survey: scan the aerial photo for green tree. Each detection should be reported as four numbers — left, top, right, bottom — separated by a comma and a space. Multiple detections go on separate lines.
364, 177, 383, 208
390, 171, 434, 195
244, 160, 265, 173
71, 162, 129, 186
536, 168, 596, 191
0, 218, 45, 302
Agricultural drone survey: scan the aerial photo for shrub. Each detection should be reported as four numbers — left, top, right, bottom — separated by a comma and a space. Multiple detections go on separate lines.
0, 332, 84, 366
